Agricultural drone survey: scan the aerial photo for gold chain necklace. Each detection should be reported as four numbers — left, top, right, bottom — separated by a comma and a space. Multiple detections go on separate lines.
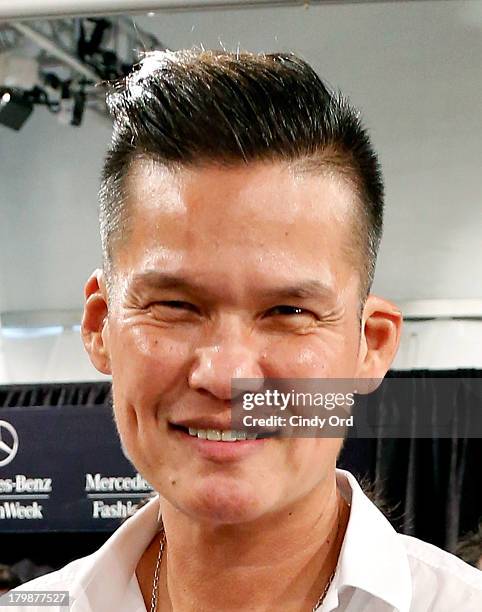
150, 502, 345, 612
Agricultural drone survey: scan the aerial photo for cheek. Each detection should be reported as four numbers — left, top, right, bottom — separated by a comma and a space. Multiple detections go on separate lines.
109, 325, 194, 431
108, 326, 193, 473
263, 334, 359, 378
112, 325, 191, 381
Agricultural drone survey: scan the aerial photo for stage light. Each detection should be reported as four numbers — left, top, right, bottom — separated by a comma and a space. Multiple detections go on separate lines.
0, 88, 33, 131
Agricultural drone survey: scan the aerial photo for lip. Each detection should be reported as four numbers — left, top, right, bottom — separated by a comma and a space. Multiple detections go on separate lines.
170, 418, 233, 431
168, 424, 271, 462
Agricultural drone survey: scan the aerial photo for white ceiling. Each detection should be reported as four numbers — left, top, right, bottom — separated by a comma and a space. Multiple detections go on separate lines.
1, 0, 481, 316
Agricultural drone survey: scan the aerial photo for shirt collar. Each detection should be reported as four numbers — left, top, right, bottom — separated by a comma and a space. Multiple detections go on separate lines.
321, 469, 412, 612
68, 495, 161, 611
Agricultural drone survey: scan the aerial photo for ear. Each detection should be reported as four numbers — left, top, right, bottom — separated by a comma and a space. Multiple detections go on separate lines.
81, 269, 111, 375
356, 295, 402, 386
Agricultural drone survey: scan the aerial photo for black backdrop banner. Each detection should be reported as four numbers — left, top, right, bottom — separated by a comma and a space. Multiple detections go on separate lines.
0, 399, 153, 533
0, 371, 480, 554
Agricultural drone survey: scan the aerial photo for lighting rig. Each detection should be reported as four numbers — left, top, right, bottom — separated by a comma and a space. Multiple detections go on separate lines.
0, 17, 163, 130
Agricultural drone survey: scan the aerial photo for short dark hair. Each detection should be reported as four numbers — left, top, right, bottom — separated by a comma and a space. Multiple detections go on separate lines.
99, 49, 384, 299
456, 523, 482, 568
0, 564, 21, 590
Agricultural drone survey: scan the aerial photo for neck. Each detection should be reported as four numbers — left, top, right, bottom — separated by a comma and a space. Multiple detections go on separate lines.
137, 472, 349, 612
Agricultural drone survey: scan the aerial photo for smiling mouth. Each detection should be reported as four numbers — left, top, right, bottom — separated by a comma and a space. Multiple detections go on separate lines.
169, 423, 279, 441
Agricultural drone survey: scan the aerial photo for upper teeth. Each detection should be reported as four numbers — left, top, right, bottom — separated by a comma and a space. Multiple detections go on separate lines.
188, 428, 256, 442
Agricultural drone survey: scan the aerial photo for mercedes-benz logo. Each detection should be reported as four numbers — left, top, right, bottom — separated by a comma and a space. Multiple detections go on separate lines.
0, 420, 19, 467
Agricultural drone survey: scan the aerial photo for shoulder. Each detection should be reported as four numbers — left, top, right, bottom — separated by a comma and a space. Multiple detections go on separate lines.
399, 534, 482, 611
4, 554, 97, 612
15, 552, 96, 588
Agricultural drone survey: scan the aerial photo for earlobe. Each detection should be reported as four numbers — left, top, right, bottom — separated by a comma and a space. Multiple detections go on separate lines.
356, 295, 402, 385
81, 269, 112, 375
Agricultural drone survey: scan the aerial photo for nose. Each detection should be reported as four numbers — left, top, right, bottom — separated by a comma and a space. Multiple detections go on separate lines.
188, 317, 264, 401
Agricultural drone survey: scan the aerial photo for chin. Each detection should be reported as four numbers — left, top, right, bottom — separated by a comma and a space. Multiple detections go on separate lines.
178, 476, 268, 525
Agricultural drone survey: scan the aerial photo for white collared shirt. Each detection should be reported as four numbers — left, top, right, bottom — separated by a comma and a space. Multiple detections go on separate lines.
5, 469, 482, 612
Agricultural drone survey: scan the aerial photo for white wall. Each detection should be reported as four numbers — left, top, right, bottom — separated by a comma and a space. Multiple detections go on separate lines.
1, 0, 481, 381
0, 107, 111, 313
0, 327, 108, 383
392, 319, 482, 370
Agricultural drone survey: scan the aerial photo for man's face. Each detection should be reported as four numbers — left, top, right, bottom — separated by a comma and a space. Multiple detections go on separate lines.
101, 160, 365, 524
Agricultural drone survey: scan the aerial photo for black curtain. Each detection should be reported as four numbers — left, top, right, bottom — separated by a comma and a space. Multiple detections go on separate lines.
339, 369, 481, 553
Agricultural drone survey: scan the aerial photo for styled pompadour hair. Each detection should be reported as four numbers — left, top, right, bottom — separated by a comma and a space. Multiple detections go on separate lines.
99, 49, 384, 299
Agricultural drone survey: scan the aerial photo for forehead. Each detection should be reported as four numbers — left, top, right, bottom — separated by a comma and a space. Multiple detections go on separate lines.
125, 156, 355, 209
115, 158, 359, 290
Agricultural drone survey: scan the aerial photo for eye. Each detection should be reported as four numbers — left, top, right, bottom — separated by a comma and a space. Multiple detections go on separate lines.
265, 305, 310, 317
148, 300, 199, 314
160, 300, 197, 311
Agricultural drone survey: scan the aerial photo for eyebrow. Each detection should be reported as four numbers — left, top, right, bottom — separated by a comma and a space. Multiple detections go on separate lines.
130, 270, 210, 292
129, 271, 336, 302
258, 281, 336, 302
